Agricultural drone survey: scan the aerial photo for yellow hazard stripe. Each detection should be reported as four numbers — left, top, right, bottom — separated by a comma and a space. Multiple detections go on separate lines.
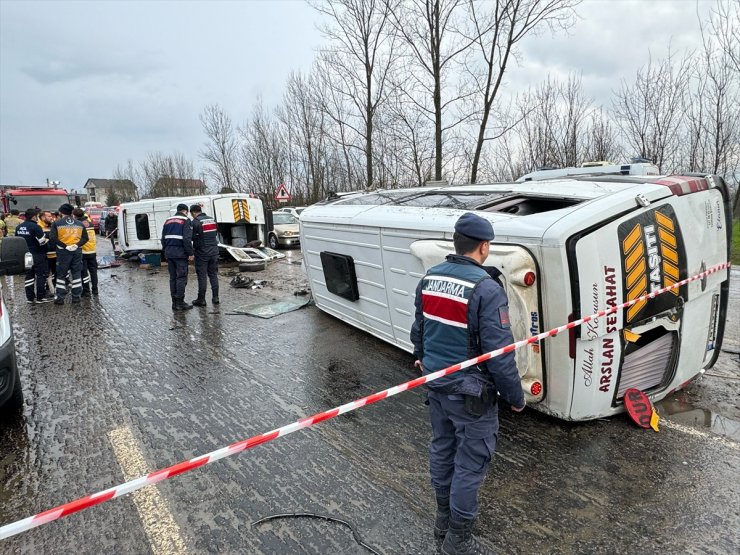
232, 200, 240, 221
626, 259, 646, 289
622, 224, 641, 255
655, 211, 674, 232
627, 297, 647, 321
663, 261, 679, 280
662, 244, 678, 264
658, 227, 677, 248
625, 241, 644, 273
664, 277, 679, 296
627, 275, 647, 300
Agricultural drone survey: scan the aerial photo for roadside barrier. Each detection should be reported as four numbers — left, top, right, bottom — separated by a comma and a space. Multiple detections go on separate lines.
0, 261, 731, 540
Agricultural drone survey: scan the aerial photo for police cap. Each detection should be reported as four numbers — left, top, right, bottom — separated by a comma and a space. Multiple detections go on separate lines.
454, 212, 494, 241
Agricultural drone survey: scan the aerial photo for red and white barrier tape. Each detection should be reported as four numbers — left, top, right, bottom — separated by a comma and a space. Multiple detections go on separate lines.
0, 261, 730, 540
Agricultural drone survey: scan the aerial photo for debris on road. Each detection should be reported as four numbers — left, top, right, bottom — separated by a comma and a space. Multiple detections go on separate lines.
226, 296, 311, 318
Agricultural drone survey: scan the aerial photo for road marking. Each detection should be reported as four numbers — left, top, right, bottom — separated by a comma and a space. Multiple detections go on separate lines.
108, 426, 189, 554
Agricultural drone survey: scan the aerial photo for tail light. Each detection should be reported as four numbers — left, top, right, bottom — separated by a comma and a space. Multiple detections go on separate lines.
523, 272, 536, 286
530, 381, 542, 396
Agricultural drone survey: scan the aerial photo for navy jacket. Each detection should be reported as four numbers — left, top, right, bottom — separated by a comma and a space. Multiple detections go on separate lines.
410, 254, 524, 408
191, 213, 219, 257
161, 213, 193, 258
15, 220, 47, 255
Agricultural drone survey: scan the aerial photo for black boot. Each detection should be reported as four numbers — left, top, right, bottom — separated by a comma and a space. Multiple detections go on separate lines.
441, 517, 494, 555
434, 494, 450, 545
173, 299, 193, 311
192, 297, 207, 307
212, 296, 220, 305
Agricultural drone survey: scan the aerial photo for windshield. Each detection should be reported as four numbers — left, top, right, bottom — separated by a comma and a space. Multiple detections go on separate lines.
273, 213, 297, 225
8, 194, 69, 212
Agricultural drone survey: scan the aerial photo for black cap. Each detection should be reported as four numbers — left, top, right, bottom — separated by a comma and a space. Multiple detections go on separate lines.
59, 203, 74, 215
190, 204, 201, 213
176, 203, 188, 212
454, 213, 494, 241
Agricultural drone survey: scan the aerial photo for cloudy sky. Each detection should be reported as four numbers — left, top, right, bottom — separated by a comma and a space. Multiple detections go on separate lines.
0, 0, 717, 192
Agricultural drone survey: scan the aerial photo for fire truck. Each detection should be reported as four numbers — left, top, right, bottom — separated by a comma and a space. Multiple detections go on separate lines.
1, 186, 71, 214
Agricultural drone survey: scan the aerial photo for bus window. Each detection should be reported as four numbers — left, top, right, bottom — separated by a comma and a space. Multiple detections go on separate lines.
135, 214, 150, 240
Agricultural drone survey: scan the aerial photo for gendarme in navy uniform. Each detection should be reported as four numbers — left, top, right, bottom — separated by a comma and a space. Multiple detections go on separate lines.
410, 212, 525, 555
162, 204, 194, 311
189, 204, 220, 307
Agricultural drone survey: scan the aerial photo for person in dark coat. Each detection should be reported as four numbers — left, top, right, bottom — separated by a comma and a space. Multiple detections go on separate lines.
189, 204, 220, 306
410, 213, 525, 555
162, 204, 194, 311
49, 203, 88, 304
15, 209, 51, 304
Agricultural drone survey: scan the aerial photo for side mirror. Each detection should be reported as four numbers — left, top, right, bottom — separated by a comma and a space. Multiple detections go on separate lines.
0, 237, 30, 276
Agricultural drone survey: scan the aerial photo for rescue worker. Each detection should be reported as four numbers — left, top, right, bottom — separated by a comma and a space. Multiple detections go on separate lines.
5, 209, 22, 237
39, 210, 57, 293
0, 213, 6, 240
189, 204, 219, 306
162, 203, 194, 311
410, 213, 525, 555
73, 208, 98, 297
50, 203, 88, 304
15, 209, 51, 304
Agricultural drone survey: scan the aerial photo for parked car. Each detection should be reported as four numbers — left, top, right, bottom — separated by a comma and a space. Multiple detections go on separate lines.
269, 212, 300, 249
275, 206, 307, 219
86, 208, 106, 232
0, 237, 32, 416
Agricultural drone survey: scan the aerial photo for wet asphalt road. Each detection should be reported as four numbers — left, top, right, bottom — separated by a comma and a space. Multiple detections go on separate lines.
0, 243, 738, 555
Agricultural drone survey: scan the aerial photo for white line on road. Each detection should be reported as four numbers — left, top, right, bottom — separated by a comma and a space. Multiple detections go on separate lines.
108, 426, 189, 554
662, 419, 740, 451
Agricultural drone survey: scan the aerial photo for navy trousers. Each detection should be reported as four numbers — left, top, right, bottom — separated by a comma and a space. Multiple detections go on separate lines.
194, 254, 219, 299
167, 257, 189, 301
428, 389, 498, 521
55, 249, 83, 300
25, 253, 49, 301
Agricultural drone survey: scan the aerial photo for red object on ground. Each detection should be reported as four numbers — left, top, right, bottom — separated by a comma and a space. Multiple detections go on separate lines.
623, 388, 654, 429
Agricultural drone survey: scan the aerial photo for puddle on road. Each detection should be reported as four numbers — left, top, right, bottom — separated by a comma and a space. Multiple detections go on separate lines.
656, 397, 740, 442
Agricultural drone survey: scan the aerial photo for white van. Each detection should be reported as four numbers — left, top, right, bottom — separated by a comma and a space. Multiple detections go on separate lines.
300, 172, 732, 421
517, 161, 660, 182
119, 194, 284, 263
0, 237, 33, 415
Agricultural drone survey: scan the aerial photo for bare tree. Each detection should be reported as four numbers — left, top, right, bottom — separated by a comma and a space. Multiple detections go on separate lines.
111, 159, 141, 201
709, 0, 740, 74
464, 0, 579, 183
583, 107, 622, 163
612, 49, 691, 172
390, 0, 479, 181
311, 0, 397, 188
200, 104, 239, 192
139, 152, 198, 198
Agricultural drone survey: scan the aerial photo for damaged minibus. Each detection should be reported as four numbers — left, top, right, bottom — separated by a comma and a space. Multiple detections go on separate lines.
300, 170, 733, 420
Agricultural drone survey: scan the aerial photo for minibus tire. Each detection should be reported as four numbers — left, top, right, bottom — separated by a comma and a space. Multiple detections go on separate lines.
239, 261, 266, 272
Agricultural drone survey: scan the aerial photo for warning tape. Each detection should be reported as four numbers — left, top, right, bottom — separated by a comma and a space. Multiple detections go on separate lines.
0, 261, 730, 540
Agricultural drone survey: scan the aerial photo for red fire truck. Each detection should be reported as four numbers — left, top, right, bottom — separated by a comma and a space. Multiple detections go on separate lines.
1, 186, 71, 214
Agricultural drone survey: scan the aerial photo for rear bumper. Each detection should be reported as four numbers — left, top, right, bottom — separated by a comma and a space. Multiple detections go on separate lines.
0, 333, 18, 408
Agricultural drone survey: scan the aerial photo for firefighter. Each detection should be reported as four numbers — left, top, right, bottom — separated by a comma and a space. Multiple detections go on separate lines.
5, 209, 22, 237
15, 209, 51, 304
73, 208, 98, 297
189, 204, 220, 306
162, 204, 194, 311
39, 210, 57, 293
50, 203, 88, 304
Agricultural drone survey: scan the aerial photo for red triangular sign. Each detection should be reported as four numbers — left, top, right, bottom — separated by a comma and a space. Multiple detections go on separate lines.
274, 184, 291, 201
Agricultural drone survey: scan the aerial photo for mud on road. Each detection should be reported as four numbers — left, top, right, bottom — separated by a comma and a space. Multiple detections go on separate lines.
0, 245, 738, 554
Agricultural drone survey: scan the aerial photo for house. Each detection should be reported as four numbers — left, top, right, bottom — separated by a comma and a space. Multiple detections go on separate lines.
151, 178, 207, 198
84, 178, 139, 205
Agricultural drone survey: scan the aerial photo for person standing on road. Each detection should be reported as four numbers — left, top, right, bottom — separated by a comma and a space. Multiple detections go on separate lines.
104, 209, 118, 251
15, 209, 51, 304
189, 204, 220, 306
162, 203, 194, 311
410, 213, 525, 555
5, 209, 22, 237
73, 208, 98, 297
0, 213, 6, 240
50, 203, 88, 305
39, 210, 57, 293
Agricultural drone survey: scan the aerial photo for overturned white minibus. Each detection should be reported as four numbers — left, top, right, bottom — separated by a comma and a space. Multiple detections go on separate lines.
119, 194, 284, 263
300, 172, 733, 420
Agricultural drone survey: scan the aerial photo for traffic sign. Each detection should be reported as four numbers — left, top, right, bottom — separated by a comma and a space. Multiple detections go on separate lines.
274, 184, 291, 202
